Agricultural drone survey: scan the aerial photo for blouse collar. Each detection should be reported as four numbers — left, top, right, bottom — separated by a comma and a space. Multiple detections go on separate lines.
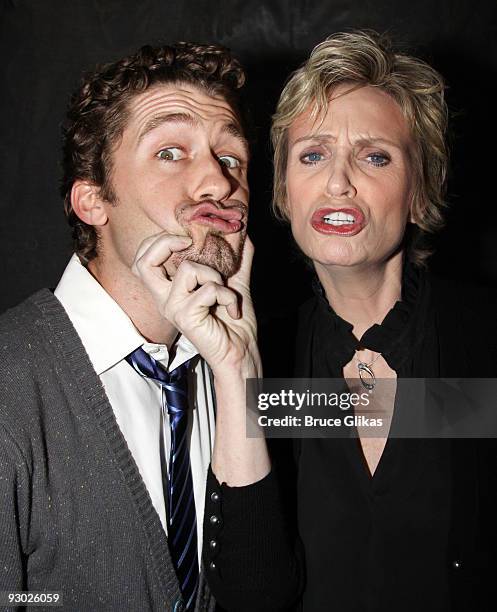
311, 260, 430, 372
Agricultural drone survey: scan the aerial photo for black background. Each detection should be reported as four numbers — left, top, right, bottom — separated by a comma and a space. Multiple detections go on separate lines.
1, 0, 496, 316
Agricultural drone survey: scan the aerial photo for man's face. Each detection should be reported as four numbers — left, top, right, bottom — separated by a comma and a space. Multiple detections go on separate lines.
98, 83, 249, 278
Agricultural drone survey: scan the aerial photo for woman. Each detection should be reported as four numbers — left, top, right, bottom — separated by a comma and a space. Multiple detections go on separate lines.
203, 31, 497, 611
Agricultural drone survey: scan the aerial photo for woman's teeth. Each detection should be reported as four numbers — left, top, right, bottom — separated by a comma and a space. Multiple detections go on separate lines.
323, 212, 355, 226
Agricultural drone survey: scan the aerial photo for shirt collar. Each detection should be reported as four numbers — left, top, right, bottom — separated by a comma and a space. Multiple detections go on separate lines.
54, 254, 199, 375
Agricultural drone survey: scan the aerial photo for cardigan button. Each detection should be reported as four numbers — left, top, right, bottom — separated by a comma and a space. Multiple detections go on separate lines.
209, 561, 217, 571
210, 491, 220, 502
210, 514, 220, 525
209, 539, 218, 550
452, 559, 462, 569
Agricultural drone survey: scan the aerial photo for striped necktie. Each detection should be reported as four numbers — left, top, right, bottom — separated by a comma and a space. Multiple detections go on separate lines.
126, 347, 199, 610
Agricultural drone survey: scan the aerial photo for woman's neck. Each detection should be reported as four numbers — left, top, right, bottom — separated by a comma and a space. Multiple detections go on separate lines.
315, 251, 404, 341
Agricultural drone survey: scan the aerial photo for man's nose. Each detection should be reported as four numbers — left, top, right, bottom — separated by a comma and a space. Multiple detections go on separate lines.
325, 159, 357, 199
191, 152, 233, 202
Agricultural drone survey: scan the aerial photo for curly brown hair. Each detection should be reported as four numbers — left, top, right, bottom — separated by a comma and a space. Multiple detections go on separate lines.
61, 42, 246, 262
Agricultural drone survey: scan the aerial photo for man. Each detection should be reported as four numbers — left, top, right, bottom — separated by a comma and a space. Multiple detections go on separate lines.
0, 42, 267, 611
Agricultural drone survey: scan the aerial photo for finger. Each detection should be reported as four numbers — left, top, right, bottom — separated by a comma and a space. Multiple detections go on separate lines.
172, 260, 224, 295
164, 258, 179, 280
228, 235, 254, 290
179, 281, 240, 320
133, 233, 192, 282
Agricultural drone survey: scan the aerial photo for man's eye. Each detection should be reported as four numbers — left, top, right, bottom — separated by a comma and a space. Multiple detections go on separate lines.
300, 151, 324, 164
366, 152, 390, 167
218, 155, 240, 169
157, 147, 184, 161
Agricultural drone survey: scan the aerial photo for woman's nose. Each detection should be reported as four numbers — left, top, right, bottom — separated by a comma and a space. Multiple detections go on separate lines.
325, 161, 357, 199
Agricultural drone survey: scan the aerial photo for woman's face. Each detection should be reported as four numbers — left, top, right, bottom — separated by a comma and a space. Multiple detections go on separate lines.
285, 84, 414, 270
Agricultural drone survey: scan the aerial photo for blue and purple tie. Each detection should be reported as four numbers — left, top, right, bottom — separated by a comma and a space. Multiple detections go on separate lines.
126, 347, 199, 610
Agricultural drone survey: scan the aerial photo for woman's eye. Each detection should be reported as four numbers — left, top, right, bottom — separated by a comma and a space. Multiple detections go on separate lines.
218, 155, 240, 169
157, 147, 184, 161
300, 151, 324, 164
366, 152, 390, 167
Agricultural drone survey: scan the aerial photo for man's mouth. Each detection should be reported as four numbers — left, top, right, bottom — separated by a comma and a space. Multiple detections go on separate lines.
310, 207, 365, 236
187, 202, 244, 234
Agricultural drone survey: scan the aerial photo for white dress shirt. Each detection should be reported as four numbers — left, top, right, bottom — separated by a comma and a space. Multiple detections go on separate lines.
55, 254, 216, 563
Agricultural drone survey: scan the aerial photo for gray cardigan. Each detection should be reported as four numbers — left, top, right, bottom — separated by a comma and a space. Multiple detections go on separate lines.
0, 290, 215, 612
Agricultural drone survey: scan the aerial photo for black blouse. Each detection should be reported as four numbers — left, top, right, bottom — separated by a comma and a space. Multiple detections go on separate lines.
294, 265, 451, 611
203, 268, 497, 612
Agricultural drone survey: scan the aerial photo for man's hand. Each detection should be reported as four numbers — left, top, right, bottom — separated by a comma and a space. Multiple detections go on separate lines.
134, 231, 269, 486
133, 232, 261, 379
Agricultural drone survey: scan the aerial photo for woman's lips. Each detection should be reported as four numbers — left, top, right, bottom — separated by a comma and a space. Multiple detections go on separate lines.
310, 207, 365, 236
188, 202, 243, 233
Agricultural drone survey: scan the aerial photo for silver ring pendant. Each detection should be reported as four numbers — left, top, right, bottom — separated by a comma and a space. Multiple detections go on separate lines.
358, 362, 376, 391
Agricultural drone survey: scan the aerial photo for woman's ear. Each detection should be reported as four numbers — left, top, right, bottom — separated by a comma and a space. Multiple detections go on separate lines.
71, 180, 108, 226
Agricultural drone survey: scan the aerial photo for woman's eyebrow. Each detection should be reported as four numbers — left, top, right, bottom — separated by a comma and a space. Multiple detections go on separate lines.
352, 136, 403, 149
290, 133, 333, 146
290, 133, 403, 149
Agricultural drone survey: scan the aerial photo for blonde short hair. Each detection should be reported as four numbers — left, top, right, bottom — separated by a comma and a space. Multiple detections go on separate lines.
271, 30, 448, 266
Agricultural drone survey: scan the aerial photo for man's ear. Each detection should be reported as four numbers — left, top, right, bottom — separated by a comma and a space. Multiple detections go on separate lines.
71, 180, 108, 226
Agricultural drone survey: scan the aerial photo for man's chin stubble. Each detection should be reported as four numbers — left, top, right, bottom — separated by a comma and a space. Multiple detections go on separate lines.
169, 232, 245, 279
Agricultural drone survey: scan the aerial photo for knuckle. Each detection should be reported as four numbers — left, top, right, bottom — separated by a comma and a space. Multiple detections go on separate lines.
136, 236, 153, 255
204, 281, 225, 296
136, 247, 151, 265
223, 286, 236, 299
177, 260, 195, 275
199, 281, 217, 299
133, 257, 146, 276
